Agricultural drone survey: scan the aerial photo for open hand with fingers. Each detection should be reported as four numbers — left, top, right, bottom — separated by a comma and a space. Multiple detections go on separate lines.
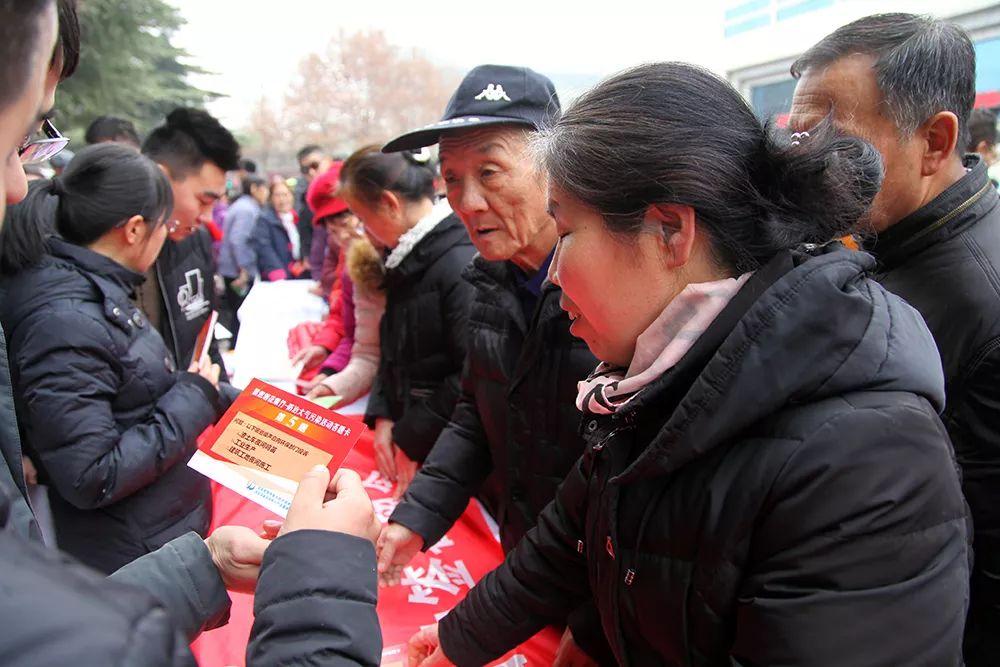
407, 624, 455, 667
291, 344, 329, 371
376, 522, 424, 587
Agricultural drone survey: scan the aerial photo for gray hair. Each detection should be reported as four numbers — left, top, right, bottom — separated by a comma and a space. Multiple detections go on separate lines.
791, 13, 976, 152
536, 62, 883, 274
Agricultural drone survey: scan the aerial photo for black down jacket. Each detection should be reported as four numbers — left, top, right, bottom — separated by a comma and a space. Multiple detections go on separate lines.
0, 238, 225, 573
867, 155, 1000, 666
364, 213, 476, 461
439, 248, 970, 667
391, 255, 595, 551
390, 255, 609, 661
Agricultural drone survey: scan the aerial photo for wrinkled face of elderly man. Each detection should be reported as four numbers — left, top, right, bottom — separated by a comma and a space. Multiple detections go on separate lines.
439, 125, 553, 268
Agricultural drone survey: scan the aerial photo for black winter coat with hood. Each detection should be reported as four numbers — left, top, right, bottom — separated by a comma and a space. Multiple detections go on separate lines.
439, 248, 970, 667
364, 213, 476, 461
0, 238, 228, 573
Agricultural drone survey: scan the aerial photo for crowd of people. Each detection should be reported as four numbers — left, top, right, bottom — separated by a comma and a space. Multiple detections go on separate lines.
1, 1, 999, 666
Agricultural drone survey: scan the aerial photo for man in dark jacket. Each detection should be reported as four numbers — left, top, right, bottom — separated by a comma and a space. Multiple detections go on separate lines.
377, 65, 605, 664
297, 144, 335, 277
789, 14, 1000, 665
138, 108, 240, 374
0, 5, 383, 663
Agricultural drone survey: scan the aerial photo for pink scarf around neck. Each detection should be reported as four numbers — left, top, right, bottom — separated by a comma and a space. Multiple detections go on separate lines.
576, 273, 752, 414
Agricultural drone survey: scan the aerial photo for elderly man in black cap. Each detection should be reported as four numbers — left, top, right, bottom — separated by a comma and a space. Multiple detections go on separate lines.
376, 65, 607, 665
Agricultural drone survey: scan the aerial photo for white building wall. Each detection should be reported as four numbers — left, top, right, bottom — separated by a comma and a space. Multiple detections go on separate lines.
724, 0, 1000, 101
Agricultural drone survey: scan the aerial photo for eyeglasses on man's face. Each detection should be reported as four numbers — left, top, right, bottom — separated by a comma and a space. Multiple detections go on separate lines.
300, 160, 322, 176
19, 118, 69, 165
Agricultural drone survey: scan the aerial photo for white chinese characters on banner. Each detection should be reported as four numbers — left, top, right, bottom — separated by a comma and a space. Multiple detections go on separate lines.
403, 558, 475, 606
496, 656, 527, 667
428, 535, 455, 555
362, 470, 394, 495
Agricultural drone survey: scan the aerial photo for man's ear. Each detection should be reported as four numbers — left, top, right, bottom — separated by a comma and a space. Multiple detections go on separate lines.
155, 161, 179, 184
120, 215, 146, 245
645, 203, 698, 269
920, 111, 961, 177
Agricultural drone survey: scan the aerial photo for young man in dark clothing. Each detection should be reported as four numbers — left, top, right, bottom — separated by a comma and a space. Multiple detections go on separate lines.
790, 14, 1000, 665
139, 108, 240, 373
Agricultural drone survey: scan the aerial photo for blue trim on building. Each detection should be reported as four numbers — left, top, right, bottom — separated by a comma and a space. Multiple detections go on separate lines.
975, 37, 1000, 92
725, 0, 769, 22
776, 0, 833, 22
725, 14, 771, 37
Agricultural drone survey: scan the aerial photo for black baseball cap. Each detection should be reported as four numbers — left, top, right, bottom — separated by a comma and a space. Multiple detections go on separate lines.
382, 64, 560, 153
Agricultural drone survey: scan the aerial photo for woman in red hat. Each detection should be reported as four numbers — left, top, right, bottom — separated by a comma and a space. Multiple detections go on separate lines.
290, 164, 353, 374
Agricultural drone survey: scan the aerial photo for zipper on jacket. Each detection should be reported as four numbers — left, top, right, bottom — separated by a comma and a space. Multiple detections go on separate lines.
153, 261, 182, 365
902, 180, 992, 250
607, 483, 630, 666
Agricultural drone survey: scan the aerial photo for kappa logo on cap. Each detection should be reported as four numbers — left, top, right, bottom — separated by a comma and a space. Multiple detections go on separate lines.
474, 83, 512, 102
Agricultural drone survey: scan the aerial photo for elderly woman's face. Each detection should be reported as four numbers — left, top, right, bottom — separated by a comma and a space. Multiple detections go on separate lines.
548, 185, 682, 367
271, 182, 294, 214
439, 126, 549, 263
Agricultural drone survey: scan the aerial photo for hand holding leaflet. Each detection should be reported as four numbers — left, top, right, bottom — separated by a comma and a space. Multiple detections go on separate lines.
188, 378, 366, 517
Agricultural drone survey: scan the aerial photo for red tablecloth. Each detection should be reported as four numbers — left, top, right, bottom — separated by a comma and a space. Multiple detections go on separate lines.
191, 431, 560, 666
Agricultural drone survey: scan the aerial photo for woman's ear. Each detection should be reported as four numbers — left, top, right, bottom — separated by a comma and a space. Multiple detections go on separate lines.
646, 203, 697, 269
120, 215, 147, 245
379, 190, 402, 220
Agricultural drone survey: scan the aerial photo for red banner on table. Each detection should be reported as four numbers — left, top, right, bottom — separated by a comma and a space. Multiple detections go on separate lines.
191, 431, 559, 666
188, 378, 365, 517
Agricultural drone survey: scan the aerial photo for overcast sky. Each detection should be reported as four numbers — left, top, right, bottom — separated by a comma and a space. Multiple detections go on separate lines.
168, 0, 729, 130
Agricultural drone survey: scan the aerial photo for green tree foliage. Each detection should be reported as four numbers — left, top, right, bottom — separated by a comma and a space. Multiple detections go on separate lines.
55, 0, 215, 142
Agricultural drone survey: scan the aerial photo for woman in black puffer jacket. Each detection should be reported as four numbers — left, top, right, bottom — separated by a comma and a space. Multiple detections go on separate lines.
408, 64, 970, 667
340, 146, 475, 499
0, 144, 231, 573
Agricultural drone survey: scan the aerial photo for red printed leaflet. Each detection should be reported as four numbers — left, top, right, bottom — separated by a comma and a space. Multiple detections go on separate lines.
188, 378, 365, 517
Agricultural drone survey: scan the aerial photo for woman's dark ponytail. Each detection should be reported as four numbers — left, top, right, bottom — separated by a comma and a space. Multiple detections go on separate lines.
0, 143, 173, 275
538, 62, 884, 274
341, 145, 436, 205
749, 118, 883, 260
48, 176, 65, 197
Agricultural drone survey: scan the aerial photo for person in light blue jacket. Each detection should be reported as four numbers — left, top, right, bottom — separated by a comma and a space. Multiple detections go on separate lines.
218, 174, 268, 339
